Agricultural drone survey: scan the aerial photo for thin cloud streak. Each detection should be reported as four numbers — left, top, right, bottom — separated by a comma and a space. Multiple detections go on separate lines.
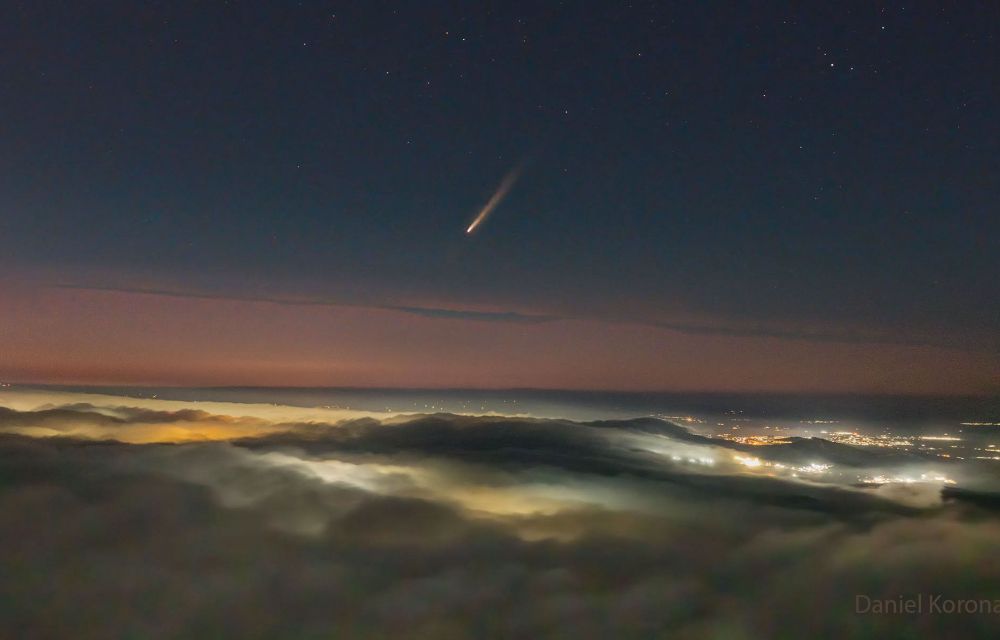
47, 283, 980, 350
50, 283, 558, 324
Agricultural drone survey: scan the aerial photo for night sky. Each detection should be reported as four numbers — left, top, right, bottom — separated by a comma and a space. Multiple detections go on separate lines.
1, 2, 997, 392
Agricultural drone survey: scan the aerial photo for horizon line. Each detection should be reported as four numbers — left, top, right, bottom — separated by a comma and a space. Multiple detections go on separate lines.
3, 381, 997, 400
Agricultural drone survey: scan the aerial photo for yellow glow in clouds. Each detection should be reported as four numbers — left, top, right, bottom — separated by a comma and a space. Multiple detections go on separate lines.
465, 164, 524, 234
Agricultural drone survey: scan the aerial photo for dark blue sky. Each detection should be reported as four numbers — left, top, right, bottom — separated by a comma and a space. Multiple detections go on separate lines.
1, 2, 996, 390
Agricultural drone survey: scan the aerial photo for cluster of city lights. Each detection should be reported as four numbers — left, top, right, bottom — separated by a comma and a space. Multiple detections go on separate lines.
660, 415, 706, 424
974, 444, 1000, 461
658, 415, 1000, 489
859, 473, 956, 485
733, 455, 831, 476
822, 431, 913, 447
717, 434, 792, 446
668, 454, 716, 466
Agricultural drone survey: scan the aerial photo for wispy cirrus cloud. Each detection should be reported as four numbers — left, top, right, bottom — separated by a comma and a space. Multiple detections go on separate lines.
50, 283, 560, 324
49, 281, 984, 350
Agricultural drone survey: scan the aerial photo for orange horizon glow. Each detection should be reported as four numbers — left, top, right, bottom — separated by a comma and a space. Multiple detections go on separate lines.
0, 282, 996, 395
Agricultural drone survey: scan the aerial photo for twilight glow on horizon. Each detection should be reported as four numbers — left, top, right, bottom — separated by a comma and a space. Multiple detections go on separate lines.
1, 3, 996, 394
0, 277, 995, 393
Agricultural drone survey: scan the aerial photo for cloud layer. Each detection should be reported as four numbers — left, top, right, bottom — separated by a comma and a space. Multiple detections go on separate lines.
2, 393, 1000, 638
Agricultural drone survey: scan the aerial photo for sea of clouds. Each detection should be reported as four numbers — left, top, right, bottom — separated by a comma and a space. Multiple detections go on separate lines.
1, 390, 999, 639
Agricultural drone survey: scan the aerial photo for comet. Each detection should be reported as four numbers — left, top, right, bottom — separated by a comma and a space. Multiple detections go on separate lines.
465, 163, 524, 234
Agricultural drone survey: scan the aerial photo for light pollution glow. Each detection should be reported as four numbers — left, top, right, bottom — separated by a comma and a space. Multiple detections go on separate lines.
0, 389, 970, 501
3, 365, 997, 638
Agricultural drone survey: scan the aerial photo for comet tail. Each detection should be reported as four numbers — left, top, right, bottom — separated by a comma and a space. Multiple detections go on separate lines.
465, 164, 524, 234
